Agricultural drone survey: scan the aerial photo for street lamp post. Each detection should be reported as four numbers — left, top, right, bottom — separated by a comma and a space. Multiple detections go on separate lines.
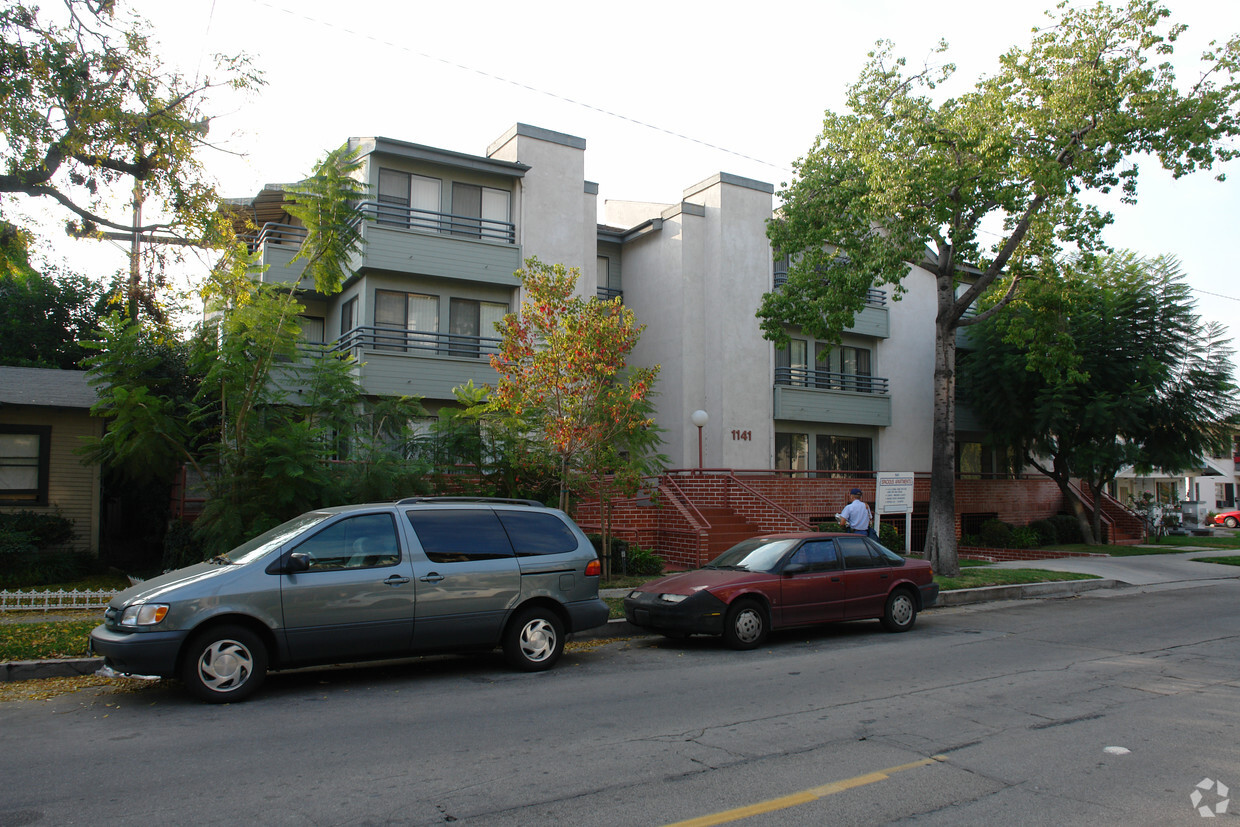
691, 409, 709, 470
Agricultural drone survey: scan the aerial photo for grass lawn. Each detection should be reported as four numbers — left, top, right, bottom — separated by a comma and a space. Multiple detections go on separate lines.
933, 567, 1099, 591
0, 618, 97, 661
1191, 556, 1240, 567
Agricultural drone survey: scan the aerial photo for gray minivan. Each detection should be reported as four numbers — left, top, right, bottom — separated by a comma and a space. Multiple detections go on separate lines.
90, 498, 609, 702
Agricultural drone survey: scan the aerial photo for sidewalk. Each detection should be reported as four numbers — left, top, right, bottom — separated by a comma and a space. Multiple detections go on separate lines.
5, 549, 1239, 683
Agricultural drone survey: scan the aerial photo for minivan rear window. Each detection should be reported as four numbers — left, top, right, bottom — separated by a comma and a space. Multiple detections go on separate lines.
405, 509, 515, 562
497, 511, 579, 556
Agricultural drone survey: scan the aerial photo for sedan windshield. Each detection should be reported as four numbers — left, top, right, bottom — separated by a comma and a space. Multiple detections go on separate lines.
705, 538, 799, 573
224, 512, 333, 565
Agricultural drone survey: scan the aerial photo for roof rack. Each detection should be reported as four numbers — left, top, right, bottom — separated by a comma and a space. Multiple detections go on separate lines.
395, 496, 545, 507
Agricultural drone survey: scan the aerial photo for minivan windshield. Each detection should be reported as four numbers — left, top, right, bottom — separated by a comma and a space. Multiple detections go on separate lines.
704, 538, 799, 572
224, 512, 333, 565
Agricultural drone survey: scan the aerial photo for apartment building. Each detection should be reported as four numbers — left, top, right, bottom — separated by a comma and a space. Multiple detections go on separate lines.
225, 122, 969, 475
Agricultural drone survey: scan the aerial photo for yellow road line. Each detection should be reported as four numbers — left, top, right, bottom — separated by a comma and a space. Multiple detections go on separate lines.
664, 754, 949, 827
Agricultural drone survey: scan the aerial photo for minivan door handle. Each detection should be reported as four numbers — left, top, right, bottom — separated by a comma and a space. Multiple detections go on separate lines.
384, 575, 411, 586
419, 573, 444, 584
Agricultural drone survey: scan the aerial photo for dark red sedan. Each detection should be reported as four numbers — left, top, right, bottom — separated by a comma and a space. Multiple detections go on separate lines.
623, 532, 938, 649
1213, 510, 1240, 529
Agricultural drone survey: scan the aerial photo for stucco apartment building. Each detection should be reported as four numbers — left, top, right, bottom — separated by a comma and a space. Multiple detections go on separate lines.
229, 122, 1234, 559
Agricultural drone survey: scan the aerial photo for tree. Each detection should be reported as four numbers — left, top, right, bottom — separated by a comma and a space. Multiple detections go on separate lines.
486, 257, 663, 513
0, 264, 108, 368
760, 1, 1240, 574
961, 253, 1237, 544
0, 0, 262, 315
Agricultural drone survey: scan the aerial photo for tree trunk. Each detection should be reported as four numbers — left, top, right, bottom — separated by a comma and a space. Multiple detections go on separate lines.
924, 282, 960, 576
1089, 480, 1107, 545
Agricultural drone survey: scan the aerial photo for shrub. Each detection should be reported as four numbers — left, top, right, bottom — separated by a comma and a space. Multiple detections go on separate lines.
1048, 514, 1084, 545
878, 522, 902, 550
0, 551, 103, 587
624, 544, 665, 577
0, 511, 75, 550
1010, 525, 1040, 550
162, 519, 206, 572
978, 519, 1015, 548
1028, 519, 1058, 547
0, 526, 37, 556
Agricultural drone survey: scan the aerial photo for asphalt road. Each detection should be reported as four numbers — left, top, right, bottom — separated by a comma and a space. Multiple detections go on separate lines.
1, 574, 1238, 826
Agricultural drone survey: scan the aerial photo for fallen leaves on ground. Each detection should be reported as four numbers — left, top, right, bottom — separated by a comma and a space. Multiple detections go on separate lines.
0, 675, 168, 704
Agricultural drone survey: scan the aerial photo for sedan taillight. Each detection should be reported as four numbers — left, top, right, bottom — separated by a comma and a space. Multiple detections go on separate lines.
585, 559, 601, 577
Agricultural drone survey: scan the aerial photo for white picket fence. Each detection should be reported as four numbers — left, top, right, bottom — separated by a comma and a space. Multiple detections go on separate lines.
0, 588, 116, 612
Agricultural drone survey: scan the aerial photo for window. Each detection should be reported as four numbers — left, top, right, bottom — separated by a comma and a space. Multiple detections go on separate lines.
788, 540, 840, 572
496, 511, 578, 556
377, 169, 441, 230
298, 315, 325, 345
775, 339, 808, 386
816, 435, 872, 472
775, 433, 808, 472
450, 183, 509, 239
405, 509, 514, 562
0, 427, 50, 505
375, 290, 439, 351
340, 297, 358, 338
291, 513, 400, 571
447, 298, 507, 357
837, 536, 882, 569
814, 344, 872, 392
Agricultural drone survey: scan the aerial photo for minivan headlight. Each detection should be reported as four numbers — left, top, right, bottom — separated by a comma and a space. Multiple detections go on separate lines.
120, 603, 169, 627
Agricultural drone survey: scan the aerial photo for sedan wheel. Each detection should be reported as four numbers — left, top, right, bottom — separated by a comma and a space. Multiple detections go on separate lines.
503, 607, 565, 672
723, 598, 768, 650
181, 625, 267, 703
881, 590, 917, 633
1225, 516, 1238, 529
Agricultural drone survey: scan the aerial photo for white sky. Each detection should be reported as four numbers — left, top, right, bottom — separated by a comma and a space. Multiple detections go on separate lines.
15, 0, 1240, 365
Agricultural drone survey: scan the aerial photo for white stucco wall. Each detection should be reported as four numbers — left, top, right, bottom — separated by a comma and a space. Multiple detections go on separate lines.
876, 265, 938, 472
487, 124, 593, 297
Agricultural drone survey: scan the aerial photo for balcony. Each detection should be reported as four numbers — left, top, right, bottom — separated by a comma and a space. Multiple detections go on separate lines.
773, 366, 891, 427
245, 200, 522, 292
334, 326, 501, 399
771, 269, 889, 338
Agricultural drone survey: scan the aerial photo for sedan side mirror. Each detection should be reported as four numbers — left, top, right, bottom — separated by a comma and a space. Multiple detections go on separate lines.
781, 563, 807, 576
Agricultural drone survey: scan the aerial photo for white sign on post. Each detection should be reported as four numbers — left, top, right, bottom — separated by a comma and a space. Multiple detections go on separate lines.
876, 472, 915, 514
875, 472, 915, 553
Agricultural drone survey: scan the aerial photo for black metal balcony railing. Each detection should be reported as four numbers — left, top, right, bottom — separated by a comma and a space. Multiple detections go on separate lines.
774, 366, 889, 394
357, 201, 516, 244
336, 325, 501, 359
597, 286, 623, 301
242, 222, 308, 253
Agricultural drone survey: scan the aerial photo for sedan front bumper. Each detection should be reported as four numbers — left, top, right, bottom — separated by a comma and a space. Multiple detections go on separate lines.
623, 591, 729, 636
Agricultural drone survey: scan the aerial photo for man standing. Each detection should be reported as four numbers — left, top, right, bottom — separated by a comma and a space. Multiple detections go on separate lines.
839, 488, 870, 534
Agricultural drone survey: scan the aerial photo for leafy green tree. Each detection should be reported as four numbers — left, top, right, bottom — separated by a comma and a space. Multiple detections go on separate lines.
0, 266, 108, 368
962, 253, 1237, 544
486, 257, 664, 513
0, 0, 262, 315
761, 1, 1240, 574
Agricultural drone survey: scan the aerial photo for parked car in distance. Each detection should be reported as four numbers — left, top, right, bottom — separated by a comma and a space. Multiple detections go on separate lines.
91, 498, 609, 703
1212, 509, 1240, 529
624, 532, 938, 649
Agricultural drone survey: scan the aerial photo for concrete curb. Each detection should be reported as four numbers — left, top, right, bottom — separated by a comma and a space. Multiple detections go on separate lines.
0, 578, 1128, 682
1, 657, 103, 683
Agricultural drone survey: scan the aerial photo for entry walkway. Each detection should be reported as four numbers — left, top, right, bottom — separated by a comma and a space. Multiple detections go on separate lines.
989, 546, 1240, 586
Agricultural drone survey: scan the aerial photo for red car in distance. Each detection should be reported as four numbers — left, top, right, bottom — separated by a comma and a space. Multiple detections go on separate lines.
1213, 509, 1240, 529
623, 532, 939, 649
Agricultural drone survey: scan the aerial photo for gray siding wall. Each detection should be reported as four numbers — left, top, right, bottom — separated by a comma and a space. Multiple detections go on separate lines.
850, 305, 890, 338
357, 351, 499, 401
773, 386, 893, 427
361, 225, 521, 287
